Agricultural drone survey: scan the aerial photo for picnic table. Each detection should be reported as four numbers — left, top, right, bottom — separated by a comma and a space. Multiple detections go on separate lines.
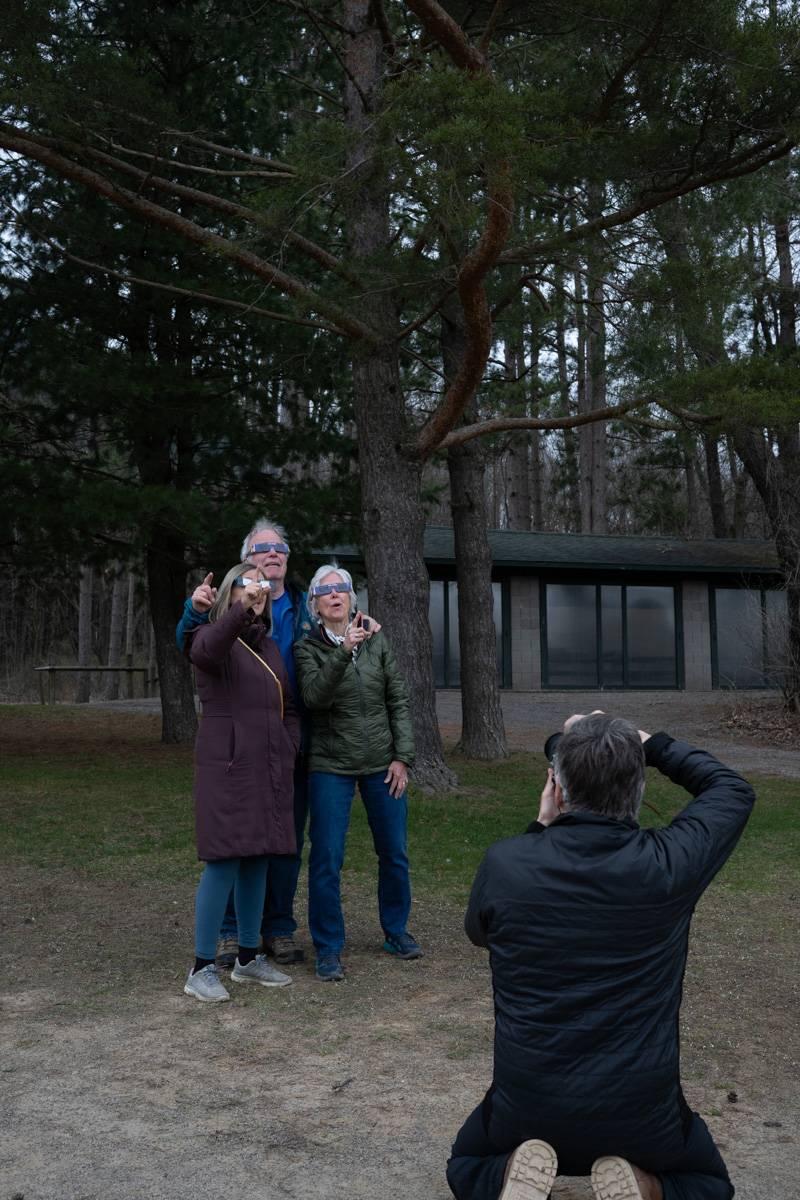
34, 665, 150, 705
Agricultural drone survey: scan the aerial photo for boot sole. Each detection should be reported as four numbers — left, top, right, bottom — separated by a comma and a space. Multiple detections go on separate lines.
499, 1139, 558, 1200
591, 1156, 645, 1200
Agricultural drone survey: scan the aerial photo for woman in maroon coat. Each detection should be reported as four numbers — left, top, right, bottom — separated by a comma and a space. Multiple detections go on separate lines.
183, 562, 300, 1003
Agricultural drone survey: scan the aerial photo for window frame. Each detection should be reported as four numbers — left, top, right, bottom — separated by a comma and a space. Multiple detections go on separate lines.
540, 578, 683, 690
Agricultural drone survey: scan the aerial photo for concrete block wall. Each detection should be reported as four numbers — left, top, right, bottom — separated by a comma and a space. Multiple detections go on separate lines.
682, 581, 713, 690
510, 576, 540, 689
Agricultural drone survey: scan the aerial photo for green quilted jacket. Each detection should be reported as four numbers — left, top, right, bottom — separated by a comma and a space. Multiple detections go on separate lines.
294, 627, 415, 775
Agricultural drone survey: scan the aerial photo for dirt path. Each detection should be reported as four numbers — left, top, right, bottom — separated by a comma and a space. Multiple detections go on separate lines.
2, 699, 799, 1199
437, 689, 800, 778
91, 689, 800, 779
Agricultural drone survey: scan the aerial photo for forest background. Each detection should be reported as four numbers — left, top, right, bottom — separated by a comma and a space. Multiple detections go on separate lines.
3, 0, 800, 788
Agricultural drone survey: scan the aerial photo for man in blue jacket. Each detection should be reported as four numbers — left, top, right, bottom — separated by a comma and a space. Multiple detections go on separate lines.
447, 712, 755, 1200
177, 517, 313, 965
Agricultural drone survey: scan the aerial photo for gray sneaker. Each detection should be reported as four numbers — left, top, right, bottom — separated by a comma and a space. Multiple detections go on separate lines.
230, 954, 292, 988
184, 963, 230, 1003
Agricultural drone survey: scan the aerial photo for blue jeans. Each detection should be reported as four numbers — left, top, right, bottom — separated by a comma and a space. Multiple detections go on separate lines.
446, 1104, 733, 1200
195, 857, 268, 960
308, 770, 411, 954
220, 757, 308, 940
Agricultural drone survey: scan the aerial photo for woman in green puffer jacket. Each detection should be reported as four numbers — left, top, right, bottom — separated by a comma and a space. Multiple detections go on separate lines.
294, 563, 421, 983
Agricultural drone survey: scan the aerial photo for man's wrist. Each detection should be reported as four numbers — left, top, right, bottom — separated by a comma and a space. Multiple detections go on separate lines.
644, 731, 674, 765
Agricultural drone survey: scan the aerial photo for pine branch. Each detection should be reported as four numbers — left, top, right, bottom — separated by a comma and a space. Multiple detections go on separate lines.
404, 0, 486, 72
438, 397, 648, 450
405, 0, 514, 460
58, 249, 342, 334
25, 127, 362, 289
502, 138, 795, 264
477, 0, 510, 55
0, 124, 378, 342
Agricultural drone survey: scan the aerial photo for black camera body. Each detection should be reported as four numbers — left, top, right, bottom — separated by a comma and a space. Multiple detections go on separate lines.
544, 732, 562, 765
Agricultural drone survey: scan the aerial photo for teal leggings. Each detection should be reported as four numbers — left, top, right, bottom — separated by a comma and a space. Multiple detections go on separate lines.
194, 856, 268, 960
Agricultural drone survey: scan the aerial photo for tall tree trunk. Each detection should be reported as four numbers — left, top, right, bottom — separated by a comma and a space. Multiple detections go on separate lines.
661, 202, 800, 707
683, 443, 701, 538
504, 332, 531, 530
343, 0, 455, 789
145, 525, 197, 741
76, 564, 93, 703
528, 325, 544, 530
125, 570, 136, 698
703, 435, 728, 538
102, 566, 126, 700
554, 265, 581, 530
443, 299, 507, 760
581, 198, 608, 533
726, 437, 749, 538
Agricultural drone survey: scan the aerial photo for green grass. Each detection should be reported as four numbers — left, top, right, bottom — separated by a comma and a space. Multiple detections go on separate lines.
1, 706, 798, 897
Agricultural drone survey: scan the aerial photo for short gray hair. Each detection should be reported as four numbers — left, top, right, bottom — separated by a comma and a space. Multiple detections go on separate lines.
554, 714, 645, 822
307, 563, 356, 620
240, 516, 290, 559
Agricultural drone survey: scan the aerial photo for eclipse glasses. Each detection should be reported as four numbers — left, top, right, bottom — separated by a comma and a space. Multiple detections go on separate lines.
249, 542, 289, 555
311, 581, 352, 597
234, 577, 271, 590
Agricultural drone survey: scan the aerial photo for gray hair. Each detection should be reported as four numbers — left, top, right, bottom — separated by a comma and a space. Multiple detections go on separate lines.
240, 516, 290, 559
307, 563, 356, 620
209, 562, 272, 634
554, 714, 645, 822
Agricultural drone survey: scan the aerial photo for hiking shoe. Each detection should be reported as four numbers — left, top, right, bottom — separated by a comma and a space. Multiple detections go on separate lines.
315, 952, 344, 982
215, 936, 238, 969
383, 931, 423, 960
230, 954, 292, 988
265, 935, 305, 964
499, 1140, 558, 1200
184, 963, 230, 1003
592, 1157, 659, 1200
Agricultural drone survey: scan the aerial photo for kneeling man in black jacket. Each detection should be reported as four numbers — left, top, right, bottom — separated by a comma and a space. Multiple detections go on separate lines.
447, 712, 755, 1200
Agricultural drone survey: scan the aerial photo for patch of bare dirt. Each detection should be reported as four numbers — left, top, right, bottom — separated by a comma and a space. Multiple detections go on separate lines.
720, 695, 800, 748
1, 851, 798, 1200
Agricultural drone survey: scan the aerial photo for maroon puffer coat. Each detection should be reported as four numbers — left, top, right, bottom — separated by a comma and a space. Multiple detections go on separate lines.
188, 600, 299, 861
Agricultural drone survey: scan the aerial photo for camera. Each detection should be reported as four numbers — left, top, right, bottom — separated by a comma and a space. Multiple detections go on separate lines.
361, 617, 371, 631
544, 732, 562, 765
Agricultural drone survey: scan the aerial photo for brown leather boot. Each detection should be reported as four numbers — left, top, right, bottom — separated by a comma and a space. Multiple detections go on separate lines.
591, 1155, 664, 1200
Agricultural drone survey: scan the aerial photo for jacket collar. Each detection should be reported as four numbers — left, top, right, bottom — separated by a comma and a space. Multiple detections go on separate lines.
549, 811, 640, 831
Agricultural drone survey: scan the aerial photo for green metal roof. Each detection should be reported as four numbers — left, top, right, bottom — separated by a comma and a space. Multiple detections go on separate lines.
324, 526, 781, 577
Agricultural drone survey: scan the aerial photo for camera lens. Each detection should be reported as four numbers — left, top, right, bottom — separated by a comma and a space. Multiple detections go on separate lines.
544, 732, 562, 764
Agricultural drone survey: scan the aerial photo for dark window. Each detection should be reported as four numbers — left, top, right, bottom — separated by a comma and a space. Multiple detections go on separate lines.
429, 580, 506, 687
626, 586, 678, 687
713, 587, 787, 688
545, 584, 598, 687
543, 582, 679, 688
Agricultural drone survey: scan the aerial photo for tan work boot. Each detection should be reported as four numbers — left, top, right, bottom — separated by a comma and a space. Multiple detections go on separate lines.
499, 1139, 558, 1200
591, 1156, 664, 1200
215, 935, 238, 969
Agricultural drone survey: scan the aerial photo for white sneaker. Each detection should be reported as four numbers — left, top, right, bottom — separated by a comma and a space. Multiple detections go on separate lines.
230, 954, 292, 988
499, 1140, 558, 1200
184, 963, 230, 1003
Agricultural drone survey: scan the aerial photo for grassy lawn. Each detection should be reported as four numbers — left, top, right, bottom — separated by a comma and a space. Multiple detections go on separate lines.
1, 704, 797, 899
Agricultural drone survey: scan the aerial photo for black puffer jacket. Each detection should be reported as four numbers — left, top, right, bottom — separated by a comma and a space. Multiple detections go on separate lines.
465, 735, 755, 1176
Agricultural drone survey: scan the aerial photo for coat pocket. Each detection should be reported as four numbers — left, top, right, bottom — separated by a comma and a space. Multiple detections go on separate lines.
225, 724, 237, 773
